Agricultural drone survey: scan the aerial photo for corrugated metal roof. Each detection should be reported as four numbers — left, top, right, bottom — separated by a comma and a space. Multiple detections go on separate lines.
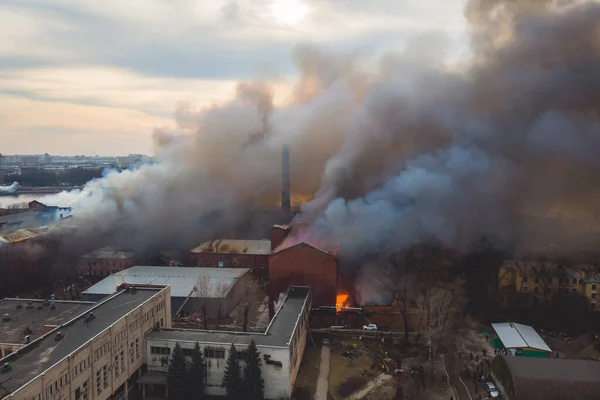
190, 239, 271, 255
83, 266, 250, 298
492, 322, 551, 352
82, 246, 135, 260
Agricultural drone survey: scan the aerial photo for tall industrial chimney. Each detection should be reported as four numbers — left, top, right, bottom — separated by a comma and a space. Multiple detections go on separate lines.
282, 144, 291, 215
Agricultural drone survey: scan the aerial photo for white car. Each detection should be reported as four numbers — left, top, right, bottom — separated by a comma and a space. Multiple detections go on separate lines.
484, 382, 500, 398
362, 324, 378, 331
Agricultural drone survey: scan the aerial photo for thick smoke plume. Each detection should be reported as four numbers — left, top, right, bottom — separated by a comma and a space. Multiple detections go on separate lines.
40, 0, 600, 259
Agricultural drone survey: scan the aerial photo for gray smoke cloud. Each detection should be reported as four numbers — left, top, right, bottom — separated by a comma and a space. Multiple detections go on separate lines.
39, 0, 600, 259
307, 0, 600, 259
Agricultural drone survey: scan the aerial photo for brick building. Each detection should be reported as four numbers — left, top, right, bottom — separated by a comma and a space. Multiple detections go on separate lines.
78, 246, 136, 278
190, 239, 271, 281
268, 224, 338, 308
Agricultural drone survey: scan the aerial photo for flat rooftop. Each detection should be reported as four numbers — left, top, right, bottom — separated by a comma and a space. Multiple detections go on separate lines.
0, 288, 160, 396
0, 299, 93, 345
83, 266, 250, 298
147, 286, 310, 348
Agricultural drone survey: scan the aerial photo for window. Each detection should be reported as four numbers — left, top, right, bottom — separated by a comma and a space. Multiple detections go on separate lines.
593, 284, 597, 291
182, 348, 194, 357
136, 338, 140, 359
96, 371, 101, 394
564, 278, 569, 284
204, 347, 225, 359
114, 355, 119, 377
82, 380, 89, 400
120, 350, 125, 372
130, 342, 135, 363
103, 365, 108, 388
521, 286, 527, 293
522, 276, 528, 283
593, 293, 597, 299
573, 278, 577, 284
546, 287, 552, 294
150, 346, 171, 355
579, 279, 584, 285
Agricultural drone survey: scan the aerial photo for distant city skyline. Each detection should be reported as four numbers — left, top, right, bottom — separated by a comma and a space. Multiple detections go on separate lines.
0, 0, 466, 155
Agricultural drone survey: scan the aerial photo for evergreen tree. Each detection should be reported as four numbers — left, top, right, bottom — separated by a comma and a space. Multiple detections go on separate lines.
243, 340, 265, 400
221, 343, 242, 399
187, 342, 206, 399
167, 343, 187, 400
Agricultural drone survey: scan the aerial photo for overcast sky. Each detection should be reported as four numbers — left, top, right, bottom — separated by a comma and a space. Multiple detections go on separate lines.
0, 0, 467, 156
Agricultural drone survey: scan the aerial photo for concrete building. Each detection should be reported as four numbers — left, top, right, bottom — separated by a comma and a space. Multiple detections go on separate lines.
190, 239, 271, 281
492, 355, 600, 399
143, 286, 311, 399
491, 322, 552, 357
0, 286, 171, 400
82, 266, 251, 318
78, 247, 137, 278
269, 224, 338, 307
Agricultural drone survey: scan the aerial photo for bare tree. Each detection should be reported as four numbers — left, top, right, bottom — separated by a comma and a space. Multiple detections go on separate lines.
236, 275, 261, 332
194, 277, 212, 330
214, 280, 229, 329
417, 278, 466, 360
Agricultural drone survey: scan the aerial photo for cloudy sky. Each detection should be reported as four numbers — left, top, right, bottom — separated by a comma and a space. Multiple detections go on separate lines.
0, 0, 467, 156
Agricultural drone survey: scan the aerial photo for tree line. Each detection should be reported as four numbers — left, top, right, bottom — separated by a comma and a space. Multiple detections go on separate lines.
167, 340, 264, 400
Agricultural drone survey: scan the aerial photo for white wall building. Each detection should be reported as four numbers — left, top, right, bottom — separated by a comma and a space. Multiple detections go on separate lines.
143, 286, 311, 399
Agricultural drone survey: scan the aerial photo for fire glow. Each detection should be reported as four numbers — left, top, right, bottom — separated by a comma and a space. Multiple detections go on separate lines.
336, 293, 349, 312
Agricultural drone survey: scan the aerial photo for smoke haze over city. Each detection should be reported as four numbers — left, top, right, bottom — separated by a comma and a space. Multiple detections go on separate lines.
4, 0, 600, 260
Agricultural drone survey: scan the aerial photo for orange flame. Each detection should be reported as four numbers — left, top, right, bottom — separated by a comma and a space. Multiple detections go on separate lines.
336, 293, 349, 312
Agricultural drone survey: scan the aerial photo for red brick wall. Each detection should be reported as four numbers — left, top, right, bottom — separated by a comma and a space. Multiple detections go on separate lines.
268, 244, 337, 307
270, 226, 288, 251
77, 258, 136, 277
191, 252, 269, 279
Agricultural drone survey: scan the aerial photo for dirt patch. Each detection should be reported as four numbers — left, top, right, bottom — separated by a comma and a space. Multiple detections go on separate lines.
338, 376, 368, 397
327, 341, 380, 399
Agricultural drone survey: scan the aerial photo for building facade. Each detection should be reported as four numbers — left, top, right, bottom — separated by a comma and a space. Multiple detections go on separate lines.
1, 286, 171, 400
499, 260, 600, 310
143, 286, 311, 399
190, 239, 271, 281
78, 247, 136, 278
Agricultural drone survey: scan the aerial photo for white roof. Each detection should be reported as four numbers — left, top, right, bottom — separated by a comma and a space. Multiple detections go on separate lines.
492, 322, 552, 352
83, 266, 250, 298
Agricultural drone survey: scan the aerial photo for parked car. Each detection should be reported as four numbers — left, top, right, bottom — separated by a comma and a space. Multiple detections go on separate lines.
2, 313, 10, 322
0, 362, 11, 373
484, 381, 500, 398
55, 331, 64, 341
362, 324, 378, 331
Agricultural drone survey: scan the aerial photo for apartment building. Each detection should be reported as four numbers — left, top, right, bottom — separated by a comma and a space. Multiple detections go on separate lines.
1, 286, 171, 400
499, 260, 600, 309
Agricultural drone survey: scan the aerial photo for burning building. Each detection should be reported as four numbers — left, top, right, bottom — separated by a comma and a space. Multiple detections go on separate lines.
189, 239, 271, 281
268, 224, 339, 308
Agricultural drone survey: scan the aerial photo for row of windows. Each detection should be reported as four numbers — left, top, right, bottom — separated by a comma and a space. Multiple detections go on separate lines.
96, 364, 109, 395
73, 357, 92, 377
150, 345, 226, 359
45, 372, 69, 398
522, 276, 597, 289
143, 309, 155, 324
156, 299, 166, 312
114, 329, 127, 344
523, 285, 597, 296
95, 342, 110, 360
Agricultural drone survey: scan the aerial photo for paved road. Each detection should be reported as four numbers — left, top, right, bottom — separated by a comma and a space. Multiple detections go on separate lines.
315, 344, 331, 400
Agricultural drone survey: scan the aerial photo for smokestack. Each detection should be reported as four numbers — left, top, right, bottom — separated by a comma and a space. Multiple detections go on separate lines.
282, 144, 291, 216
